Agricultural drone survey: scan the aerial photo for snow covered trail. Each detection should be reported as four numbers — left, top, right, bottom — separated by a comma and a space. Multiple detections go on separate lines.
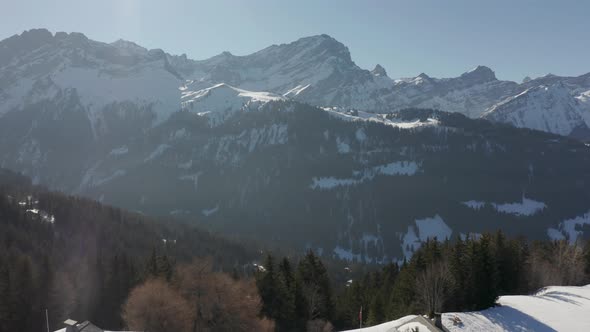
443, 285, 590, 332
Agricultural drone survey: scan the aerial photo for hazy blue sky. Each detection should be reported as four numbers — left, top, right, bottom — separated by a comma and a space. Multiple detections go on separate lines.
2, 0, 589, 81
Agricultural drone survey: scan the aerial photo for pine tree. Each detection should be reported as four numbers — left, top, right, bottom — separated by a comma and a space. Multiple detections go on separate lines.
0, 256, 12, 332
296, 251, 333, 321
387, 261, 416, 318
448, 236, 467, 310
144, 248, 159, 279
257, 254, 279, 319
367, 294, 385, 326
276, 257, 297, 329
471, 235, 498, 309
11, 255, 36, 332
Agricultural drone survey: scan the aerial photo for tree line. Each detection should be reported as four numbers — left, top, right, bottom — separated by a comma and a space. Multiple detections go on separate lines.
2, 168, 590, 332
256, 233, 590, 331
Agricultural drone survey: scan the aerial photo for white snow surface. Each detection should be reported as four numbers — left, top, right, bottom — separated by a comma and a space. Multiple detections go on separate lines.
181, 83, 285, 126
492, 197, 546, 216
415, 215, 453, 242
462, 196, 546, 216
401, 215, 452, 260
51, 66, 181, 123
333, 246, 361, 262
324, 108, 441, 130
144, 144, 170, 162
483, 84, 588, 136
462, 200, 485, 210
336, 137, 351, 154
179, 172, 203, 191
341, 315, 417, 332
109, 146, 128, 156
202, 205, 219, 217
443, 284, 590, 332
310, 161, 419, 190
547, 210, 590, 244
342, 315, 439, 332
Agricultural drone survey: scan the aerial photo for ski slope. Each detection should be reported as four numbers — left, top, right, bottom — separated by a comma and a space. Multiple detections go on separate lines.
343, 284, 590, 332
443, 284, 590, 332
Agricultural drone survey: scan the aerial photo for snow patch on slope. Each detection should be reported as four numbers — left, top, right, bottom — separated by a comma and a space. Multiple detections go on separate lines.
310, 161, 420, 190
202, 205, 219, 217
333, 246, 361, 262
144, 144, 170, 162
51, 66, 182, 124
336, 136, 351, 154
181, 83, 285, 126
324, 108, 441, 130
179, 172, 203, 191
109, 146, 128, 156
547, 210, 590, 244
462, 196, 546, 216
400, 215, 452, 260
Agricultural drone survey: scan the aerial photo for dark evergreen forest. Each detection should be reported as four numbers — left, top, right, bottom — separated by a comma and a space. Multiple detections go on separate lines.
1, 168, 590, 331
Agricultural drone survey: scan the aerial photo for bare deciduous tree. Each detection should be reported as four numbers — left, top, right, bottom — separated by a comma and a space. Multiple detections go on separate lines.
122, 278, 193, 332
174, 258, 274, 332
416, 260, 451, 317
529, 240, 586, 289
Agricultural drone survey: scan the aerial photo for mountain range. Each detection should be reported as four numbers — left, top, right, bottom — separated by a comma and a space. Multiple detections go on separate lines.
2, 29, 590, 262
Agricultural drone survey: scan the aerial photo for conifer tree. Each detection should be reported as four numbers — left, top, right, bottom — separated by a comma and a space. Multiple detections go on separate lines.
0, 256, 12, 332
367, 294, 385, 326
257, 254, 278, 319
296, 251, 333, 322
276, 257, 297, 329
11, 256, 35, 332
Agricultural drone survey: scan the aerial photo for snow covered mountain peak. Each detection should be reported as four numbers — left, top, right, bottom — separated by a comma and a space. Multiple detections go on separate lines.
0, 29, 184, 134
371, 64, 388, 77
181, 82, 285, 104
483, 83, 588, 136
110, 39, 148, 55
460, 65, 497, 83
4, 29, 590, 139
180, 82, 285, 126
417, 72, 431, 79
282, 33, 352, 61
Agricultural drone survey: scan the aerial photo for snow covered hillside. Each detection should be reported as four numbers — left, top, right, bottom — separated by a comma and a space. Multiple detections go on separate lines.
344, 284, 590, 332
341, 315, 440, 332
180, 83, 285, 126
482, 83, 590, 136
0, 29, 182, 132
443, 284, 590, 332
